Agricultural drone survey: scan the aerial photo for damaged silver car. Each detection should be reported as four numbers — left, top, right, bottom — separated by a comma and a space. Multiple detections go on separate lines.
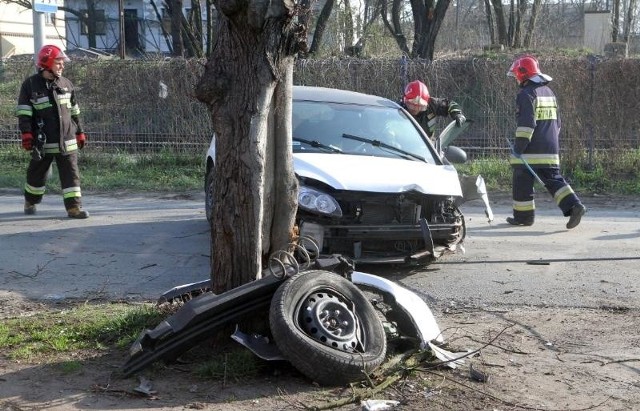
205, 86, 493, 264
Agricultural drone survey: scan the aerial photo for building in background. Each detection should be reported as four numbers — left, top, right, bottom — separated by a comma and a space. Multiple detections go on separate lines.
64, 0, 206, 56
0, 1, 66, 59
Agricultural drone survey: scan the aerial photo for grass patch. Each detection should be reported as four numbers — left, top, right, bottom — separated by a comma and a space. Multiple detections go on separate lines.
0, 303, 165, 362
195, 349, 267, 381
457, 153, 640, 195
1, 146, 639, 195
457, 157, 512, 191
0, 146, 205, 193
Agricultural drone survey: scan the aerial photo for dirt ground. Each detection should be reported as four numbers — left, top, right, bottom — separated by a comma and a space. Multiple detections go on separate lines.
1, 192, 639, 410
1, 301, 638, 411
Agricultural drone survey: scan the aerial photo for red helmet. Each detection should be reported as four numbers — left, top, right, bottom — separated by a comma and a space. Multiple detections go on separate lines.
508, 55, 552, 83
37, 45, 69, 71
403, 80, 430, 110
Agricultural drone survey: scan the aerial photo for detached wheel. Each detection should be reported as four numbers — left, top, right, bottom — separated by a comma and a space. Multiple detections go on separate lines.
269, 270, 387, 385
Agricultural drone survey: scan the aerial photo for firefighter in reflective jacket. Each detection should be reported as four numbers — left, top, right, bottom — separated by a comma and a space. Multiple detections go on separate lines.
399, 80, 466, 139
16, 45, 89, 218
506, 55, 585, 229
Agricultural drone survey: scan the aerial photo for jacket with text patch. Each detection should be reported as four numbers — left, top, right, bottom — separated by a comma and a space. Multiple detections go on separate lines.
15, 72, 84, 155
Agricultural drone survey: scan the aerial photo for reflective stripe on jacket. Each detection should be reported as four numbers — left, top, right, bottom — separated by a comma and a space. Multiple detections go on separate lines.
15, 72, 83, 154
510, 81, 561, 167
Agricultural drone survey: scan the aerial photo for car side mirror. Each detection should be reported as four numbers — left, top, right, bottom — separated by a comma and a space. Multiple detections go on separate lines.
443, 145, 467, 164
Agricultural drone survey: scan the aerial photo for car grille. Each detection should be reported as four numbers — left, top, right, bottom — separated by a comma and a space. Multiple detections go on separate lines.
337, 192, 424, 225
297, 191, 465, 263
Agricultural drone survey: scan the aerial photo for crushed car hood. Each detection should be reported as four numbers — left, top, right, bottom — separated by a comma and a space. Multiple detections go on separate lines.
294, 154, 463, 197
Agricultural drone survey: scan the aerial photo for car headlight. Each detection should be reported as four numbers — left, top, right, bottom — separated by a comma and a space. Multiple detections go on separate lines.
298, 186, 342, 217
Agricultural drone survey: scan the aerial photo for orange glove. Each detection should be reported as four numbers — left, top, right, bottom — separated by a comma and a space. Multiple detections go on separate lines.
21, 132, 33, 150
76, 133, 86, 149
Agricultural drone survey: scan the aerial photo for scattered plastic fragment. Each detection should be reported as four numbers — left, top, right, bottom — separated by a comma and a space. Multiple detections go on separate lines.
469, 364, 490, 382
428, 342, 468, 369
133, 376, 157, 396
361, 399, 401, 410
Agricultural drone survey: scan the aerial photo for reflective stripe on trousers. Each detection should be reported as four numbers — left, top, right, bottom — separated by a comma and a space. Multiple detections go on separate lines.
24, 151, 82, 209
512, 166, 580, 219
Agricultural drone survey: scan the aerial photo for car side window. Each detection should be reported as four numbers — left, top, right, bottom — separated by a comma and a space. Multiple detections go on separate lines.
293, 101, 336, 152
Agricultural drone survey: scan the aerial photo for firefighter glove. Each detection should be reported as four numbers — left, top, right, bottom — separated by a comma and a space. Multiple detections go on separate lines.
454, 113, 466, 127
76, 133, 87, 149
21, 132, 33, 151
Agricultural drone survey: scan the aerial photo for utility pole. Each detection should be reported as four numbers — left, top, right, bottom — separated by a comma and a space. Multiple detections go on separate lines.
32, 0, 48, 62
32, 1, 61, 65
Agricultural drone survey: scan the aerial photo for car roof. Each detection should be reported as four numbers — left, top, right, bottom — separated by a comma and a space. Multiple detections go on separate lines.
293, 86, 400, 109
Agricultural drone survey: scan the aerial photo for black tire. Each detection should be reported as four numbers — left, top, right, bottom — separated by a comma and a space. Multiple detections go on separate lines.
269, 270, 387, 385
204, 164, 214, 223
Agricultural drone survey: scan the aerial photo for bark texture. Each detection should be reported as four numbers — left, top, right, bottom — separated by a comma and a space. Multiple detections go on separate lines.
195, 0, 303, 293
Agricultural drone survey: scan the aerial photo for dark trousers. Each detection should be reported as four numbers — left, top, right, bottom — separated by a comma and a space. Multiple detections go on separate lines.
24, 152, 82, 210
512, 166, 581, 222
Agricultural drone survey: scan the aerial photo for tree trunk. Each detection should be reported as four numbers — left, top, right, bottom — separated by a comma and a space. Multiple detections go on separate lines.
195, 0, 301, 294
342, 0, 355, 53
622, 0, 636, 42
170, 0, 184, 57
380, 0, 410, 56
150, 0, 173, 53
483, 0, 496, 45
490, 0, 508, 45
612, 0, 619, 42
524, 0, 541, 47
205, 0, 215, 56
507, 0, 515, 45
86, 0, 97, 49
309, 0, 335, 55
352, 0, 383, 54
511, 0, 527, 48
410, 0, 451, 60
181, 10, 204, 57
423, 0, 451, 59
184, 0, 204, 57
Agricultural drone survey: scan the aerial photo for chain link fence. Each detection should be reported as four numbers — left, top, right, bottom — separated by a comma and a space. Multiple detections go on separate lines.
1, 56, 639, 172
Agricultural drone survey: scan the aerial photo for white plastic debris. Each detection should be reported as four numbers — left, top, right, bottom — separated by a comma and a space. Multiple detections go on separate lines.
133, 376, 157, 396
351, 272, 444, 345
361, 399, 401, 410
428, 341, 469, 369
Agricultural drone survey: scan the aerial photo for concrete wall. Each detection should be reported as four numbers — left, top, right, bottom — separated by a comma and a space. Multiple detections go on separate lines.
0, 2, 67, 59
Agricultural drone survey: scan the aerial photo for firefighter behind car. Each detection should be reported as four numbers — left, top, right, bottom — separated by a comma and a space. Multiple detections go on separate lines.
16, 45, 89, 219
399, 80, 467, 139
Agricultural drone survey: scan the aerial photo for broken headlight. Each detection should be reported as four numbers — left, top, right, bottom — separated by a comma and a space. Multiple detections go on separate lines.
298, 186, 342, 217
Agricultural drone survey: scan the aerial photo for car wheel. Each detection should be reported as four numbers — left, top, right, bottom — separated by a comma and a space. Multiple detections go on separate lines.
269, 270, 387, 385
205, 164, 214, 223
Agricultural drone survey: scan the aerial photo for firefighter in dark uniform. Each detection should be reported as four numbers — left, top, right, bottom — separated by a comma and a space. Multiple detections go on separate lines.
506, 55, 585, 229
16, 45, 89, 218
399, 80, 466, 139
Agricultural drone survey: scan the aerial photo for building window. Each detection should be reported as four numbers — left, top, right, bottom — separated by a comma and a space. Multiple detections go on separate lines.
161, 8, 171, 33
80, 9, 106, 35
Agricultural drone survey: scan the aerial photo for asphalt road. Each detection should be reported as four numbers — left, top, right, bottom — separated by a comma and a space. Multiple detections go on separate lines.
1, 189, 638, 311
0, 190, 211, 304
394, 192, 640, 312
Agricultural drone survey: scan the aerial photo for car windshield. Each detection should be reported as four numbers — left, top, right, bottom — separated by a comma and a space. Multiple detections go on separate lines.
292, 100, 437, 163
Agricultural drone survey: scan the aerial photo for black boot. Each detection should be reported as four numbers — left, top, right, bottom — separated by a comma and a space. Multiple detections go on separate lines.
506, 217, 533, 226
566, 204, 586, 229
